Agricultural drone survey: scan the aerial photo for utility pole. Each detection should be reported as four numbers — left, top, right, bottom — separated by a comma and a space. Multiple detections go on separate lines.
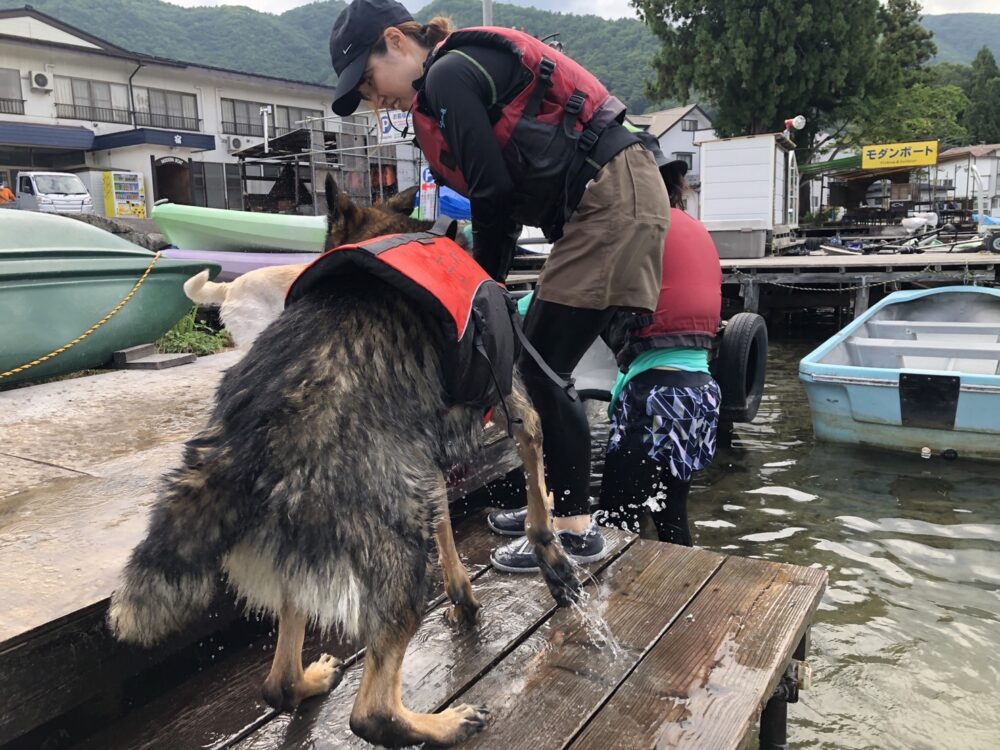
482, 0, 492, 26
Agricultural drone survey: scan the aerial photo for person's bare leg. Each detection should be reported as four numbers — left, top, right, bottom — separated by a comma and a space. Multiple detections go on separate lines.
349, 614, 489, 747
261, 601, 344, 709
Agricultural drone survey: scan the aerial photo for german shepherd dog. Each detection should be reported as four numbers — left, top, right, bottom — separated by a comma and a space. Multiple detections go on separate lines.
109, 178, 579, 747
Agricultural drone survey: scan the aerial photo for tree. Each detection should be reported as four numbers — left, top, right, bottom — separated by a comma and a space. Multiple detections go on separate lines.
838, 0, 952, 149
631, 0, 881, 149
932, 62, 973, 95
964, 46, 1000, 144
870, 0, 936, 94
844, 83, 969, 148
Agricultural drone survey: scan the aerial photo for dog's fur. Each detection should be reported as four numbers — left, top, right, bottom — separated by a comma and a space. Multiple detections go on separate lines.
183, 185, 443, 349
109, 178, 578, 747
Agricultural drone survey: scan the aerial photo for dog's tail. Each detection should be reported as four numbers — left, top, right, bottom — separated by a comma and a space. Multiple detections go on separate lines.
109, 428, 239, 646
183, 269, 229, 306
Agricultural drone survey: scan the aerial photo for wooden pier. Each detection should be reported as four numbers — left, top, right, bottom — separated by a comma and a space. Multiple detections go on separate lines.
1, 352, 826, 750
508, 250, 999, 319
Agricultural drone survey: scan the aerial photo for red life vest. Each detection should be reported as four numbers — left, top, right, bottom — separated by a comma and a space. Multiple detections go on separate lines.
615, 209, 722, 368
286, 226, 518, 409
410, 27, 634, 239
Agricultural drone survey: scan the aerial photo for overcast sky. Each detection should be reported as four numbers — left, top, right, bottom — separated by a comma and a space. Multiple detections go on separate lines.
164, 0, 999, 19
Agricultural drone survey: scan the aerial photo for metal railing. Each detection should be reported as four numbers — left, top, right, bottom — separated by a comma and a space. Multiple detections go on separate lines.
0, 98, 24, 115
134, 111, 201, 131
221, 120, 264, 137
56, 103, 131, 124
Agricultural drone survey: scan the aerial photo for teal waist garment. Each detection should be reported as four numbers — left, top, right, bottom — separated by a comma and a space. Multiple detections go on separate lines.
608, 347, 710, 415
516, 290, 534, 316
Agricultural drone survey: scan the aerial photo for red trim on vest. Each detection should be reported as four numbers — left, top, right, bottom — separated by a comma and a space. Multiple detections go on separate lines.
410, 27, 611, 195
636, 208, 722, 342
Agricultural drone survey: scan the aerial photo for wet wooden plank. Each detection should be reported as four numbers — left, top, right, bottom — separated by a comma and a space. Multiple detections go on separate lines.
71, 517, 502, 750
453, 540, 726, 749
570, 555, 827, 750
234, 530, 635, 750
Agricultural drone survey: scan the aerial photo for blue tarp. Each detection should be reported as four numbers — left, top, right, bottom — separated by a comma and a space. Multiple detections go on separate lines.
972, 213, 1000, 226
414, 185, 472, 220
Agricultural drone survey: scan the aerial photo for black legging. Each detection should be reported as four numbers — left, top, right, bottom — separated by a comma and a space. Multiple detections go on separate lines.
518, 297, 616, 518
598, 440, 693, 546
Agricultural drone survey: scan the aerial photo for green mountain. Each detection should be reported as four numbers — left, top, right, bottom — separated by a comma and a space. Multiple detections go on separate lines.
0, 0, 996, 114
921, 13, 1000, 65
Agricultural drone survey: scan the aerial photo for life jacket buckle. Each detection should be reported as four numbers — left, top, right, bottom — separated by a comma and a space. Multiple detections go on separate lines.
538, 57, 556, 81
578, 128, 599, 152
564, 90, 586, 116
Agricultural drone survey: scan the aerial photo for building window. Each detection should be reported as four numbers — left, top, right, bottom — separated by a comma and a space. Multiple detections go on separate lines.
681, 119, 698, 131
274, 105, 324, 136
672, 152, 694, 170
221, 98, 269, 137
55, 76, 130, 124
0, 68, 23, 115
134, 86, 200, 131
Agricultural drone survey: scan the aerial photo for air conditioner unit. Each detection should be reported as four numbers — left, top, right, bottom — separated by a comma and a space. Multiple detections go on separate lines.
30, 71, 53, 92
226, 135, 250, 153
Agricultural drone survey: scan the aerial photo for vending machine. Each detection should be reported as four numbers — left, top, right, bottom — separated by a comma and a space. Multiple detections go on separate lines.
102, 170, 147, 219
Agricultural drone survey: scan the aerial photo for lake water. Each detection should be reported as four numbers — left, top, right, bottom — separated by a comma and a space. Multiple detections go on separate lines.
588, 338, 1000, 749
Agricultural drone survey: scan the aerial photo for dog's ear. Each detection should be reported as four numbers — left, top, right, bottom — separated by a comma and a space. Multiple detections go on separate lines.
383, 185, 419, 216
325, 174, 360, 246
325, 174, 338, 228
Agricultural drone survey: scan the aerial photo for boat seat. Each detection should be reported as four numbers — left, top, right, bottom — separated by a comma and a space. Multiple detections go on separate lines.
867, 320, 1000, 340
846, 337, 1000, 372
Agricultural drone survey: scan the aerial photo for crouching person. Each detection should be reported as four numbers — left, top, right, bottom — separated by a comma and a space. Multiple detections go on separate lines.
597, 160, 723, 545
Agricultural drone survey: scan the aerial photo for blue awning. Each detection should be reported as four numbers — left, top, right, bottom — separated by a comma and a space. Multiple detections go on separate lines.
91, 128, 215, 152
0, 122, 95, 149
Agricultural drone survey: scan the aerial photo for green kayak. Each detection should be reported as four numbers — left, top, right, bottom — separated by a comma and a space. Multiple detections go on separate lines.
0, 210, 220, 386
152, 202, 327, 252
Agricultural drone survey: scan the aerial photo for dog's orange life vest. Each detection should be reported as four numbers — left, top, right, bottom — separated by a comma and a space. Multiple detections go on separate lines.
286, 222, 520, 410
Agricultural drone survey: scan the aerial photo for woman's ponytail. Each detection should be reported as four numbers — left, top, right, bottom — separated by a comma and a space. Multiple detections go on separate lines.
372, 16, 454, 55
420, 16, 453, 47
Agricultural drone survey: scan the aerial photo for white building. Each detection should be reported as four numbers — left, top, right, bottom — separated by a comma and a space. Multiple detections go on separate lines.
0, 6, 393, 216
626, 104, 715, 216
931, 145, 999, 213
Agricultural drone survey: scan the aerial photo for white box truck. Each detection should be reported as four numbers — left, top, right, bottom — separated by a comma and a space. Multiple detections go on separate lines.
698, 133, 799, 258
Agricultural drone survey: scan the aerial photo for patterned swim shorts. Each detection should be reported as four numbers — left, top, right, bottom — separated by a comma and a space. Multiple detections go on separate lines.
607, 370, 721, 483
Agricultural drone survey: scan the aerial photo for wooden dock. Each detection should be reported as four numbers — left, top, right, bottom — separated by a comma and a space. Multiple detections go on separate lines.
1, 351, 826, 750
507, 250, 999, 318
3, 512, 826, 750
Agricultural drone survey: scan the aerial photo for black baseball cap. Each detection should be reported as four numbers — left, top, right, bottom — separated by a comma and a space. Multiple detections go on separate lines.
330, 0, 413, 116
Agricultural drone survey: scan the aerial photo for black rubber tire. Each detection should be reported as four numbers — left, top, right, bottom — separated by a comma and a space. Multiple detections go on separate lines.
991, 234, 1000, 253
713, 312, 768, 423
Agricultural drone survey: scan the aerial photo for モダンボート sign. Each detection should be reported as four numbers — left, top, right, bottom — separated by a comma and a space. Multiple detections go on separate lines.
861, 140, 938, 169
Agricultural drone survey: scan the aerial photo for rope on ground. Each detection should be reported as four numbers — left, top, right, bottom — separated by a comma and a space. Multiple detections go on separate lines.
0, 252, 163, 381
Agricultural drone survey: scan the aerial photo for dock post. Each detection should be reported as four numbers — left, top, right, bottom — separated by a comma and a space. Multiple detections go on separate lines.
853, 278, 870, 319
741, 278, 760, 313
759, 629, 810, 750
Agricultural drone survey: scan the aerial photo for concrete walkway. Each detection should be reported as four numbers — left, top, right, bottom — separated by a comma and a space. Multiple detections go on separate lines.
0, 351, 242, 498
0, 352, 242, 639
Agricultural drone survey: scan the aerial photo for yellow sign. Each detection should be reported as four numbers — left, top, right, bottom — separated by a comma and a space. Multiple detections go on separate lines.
861, 140, 938, 169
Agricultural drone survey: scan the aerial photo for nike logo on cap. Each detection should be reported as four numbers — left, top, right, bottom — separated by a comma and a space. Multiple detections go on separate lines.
343, 43, 353, 55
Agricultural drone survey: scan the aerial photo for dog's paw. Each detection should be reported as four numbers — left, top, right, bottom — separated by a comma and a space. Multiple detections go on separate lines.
427, 704, 490, 747
443, 600, 480, 629
299, 653, 345, 700
537, 546, 582, 608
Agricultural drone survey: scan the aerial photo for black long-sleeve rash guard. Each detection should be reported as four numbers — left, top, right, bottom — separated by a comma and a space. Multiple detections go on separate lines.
420, 45, 527, 281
